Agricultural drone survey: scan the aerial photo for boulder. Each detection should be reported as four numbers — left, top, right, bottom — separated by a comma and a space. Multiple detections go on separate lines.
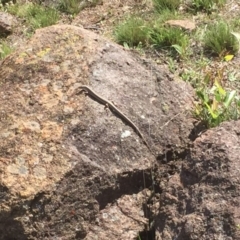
0, 25, 194, 239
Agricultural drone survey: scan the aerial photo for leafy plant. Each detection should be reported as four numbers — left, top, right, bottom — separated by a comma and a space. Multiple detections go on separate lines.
203, 21, 239, 57
0, 41, 13, 59
152, 0, 180, 12
195, 70, 240, 127
114, 17, 150, 47
149, 26, 189, 58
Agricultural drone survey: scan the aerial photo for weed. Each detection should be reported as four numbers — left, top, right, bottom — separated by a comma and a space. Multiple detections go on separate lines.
0, 41, 13, 59
7, 3, 59, 30
203, 21, 239, 57
195, 69, 240, 127
58, 0, 99, 15
152, 9, 180, 23
167, 57, 177, 73
6, 3, 31, 17
114, 17, 150, 48
58, 0, 82, 14
27, 5, 59, 29
231, 18, 240, 30
180, 56, 210, 87
181, 68, 200, 84
188, 0, 226, 13
152, 0, 180, 12
149, 26, 189, 58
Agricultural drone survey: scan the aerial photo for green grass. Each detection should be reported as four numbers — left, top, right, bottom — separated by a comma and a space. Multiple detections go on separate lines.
0, 41, 13, 59
230, 18, 240, 31
27, 5, 59, 29
114, 11, 190, 58
152, 0, 180, 12
114, 16, 150, 48
151, 8, 182, 24
58, 0, 100, 15
6, 3, 59, 30
58, 0, 82, 14
203, 21, 239, 56
188, 0, 226, 13
149, 26, 190, 58
6, 3, 30, 17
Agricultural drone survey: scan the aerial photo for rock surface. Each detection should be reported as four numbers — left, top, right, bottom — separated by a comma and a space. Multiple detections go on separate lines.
0, 24, 195, 239
155, 121, 240, 240
0, 12, 17, 36
165, 19, 196, 31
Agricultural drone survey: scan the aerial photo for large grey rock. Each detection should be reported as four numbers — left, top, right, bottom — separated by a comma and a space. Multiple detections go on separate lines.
0, 25, 194, 239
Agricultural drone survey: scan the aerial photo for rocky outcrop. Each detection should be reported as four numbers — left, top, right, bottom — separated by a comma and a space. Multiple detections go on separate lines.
155, 121, 240, 240
0, 24, 195, 239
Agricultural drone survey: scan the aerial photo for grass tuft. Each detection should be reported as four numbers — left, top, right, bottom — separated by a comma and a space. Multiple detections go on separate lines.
149, 26, 189, 58
188, 0, 226, 13
58, 0, 100, 15
7, 3, 59, 30
58, 0, 82, 15
203, 21, 239, 56
114, 17, 150, 48
152, 0, 180, 12
0, 41, 13, 59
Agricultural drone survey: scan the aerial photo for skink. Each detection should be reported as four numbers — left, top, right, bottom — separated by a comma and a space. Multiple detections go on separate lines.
78, 85, 152, 152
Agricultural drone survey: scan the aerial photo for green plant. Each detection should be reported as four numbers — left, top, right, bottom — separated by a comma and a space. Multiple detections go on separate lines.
58, 0, 99, 14
152, 0, 180, 12
167, 57, 177, 73
203, 21, 239, 57
231, 18, 240, 30
152, 8, 180, 23
181, 68, 199, 83
6, 3, 31, 17
58, 0, 82, 14
27, 5, 59, 29
7, 3, 59, 29
195, 70, 240, 127
189, 0, 226, 13
149, 26, 189, 58
114, 17, 150, 47
0, 41, 13, 59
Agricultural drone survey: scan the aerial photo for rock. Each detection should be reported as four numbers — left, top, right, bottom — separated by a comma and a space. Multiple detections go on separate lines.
0, 25, 195, 239
155, 120, 240, 240
165, 19, 196, 31
0, 12, 17, 36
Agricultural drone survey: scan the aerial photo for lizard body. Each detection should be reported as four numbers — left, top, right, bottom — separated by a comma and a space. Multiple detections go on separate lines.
78, 85, 152, 152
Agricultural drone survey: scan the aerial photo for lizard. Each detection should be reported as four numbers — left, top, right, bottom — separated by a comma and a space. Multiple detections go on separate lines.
77, 85, 152, 153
